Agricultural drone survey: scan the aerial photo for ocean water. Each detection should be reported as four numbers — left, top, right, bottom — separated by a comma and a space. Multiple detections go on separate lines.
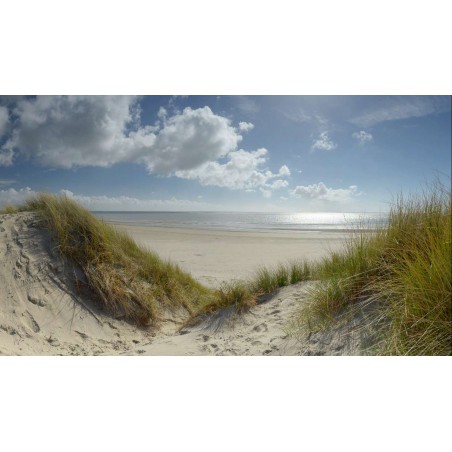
95, 211, 388, 232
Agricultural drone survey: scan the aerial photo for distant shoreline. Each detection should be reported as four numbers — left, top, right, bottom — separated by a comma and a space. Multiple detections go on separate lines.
96, 210, 388, 234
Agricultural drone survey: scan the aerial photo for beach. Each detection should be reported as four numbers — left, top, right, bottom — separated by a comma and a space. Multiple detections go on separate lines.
109, 223, 349, 287
0, 211, 378, 356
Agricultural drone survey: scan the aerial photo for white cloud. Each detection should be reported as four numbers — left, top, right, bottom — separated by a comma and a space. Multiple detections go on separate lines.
350, 96, 450, 128
141, 106, 241, 174
2, 96, 140, 168
0, 98, 243, 175
238, 121, 254, 132
311, 131, 337, 151
278, 165, 291, 176
352, 130, 373, 144
59, 190, 210, 211
157, 106, 167, 119
0, 97, 291, 198
0, 106, 9, 137
175, 148, 290, 197
0, 146, 14, 166
0, 187, 37, 207
290, 182, 359, 203
270, 179, 289, 189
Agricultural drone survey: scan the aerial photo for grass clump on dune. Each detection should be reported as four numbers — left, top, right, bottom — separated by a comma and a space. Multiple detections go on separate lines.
0, 204, 22, 214
25, 193, 216, 326
252, 260, 312, 294
296, 183, 451, 355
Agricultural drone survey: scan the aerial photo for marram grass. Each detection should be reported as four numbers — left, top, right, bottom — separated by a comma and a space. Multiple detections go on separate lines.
24, 193, 217, 325
295, 183, 451, 355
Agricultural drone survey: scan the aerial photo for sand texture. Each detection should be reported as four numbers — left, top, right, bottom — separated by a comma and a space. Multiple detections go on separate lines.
109, 223, 348, 288
0, 212, 378, 355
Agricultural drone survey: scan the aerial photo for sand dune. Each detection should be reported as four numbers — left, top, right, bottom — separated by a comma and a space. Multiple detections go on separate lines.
0, 212, 152, 355
0, 212, 376, 355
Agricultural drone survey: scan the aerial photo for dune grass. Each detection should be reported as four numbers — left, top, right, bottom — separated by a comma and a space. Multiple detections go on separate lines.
295, 183, 451, 355
251, 260, 312, 294
24, 193, 218, 326
0, 204, 21, 214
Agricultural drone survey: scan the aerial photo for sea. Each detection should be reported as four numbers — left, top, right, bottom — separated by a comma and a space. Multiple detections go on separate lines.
94, 211, 389, 233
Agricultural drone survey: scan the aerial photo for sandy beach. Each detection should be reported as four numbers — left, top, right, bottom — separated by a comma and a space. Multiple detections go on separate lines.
109, 223, 349, 288
0, 212, 378, 355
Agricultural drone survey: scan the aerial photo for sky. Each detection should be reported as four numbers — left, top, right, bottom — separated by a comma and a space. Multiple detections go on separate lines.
0, 95, 450, 212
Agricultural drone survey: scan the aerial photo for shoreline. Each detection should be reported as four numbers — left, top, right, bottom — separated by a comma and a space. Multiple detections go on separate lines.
109, 222, 352, 288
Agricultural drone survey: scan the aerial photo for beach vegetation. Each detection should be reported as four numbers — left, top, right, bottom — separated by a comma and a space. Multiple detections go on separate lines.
201, 280, 256, 314
24, 193, 216, 326
251, 260, 312, 294
0, 204, 21, 214
295, 182, 451, 355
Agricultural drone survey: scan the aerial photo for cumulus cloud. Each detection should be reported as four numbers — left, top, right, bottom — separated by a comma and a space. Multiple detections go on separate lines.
2, 96, 140, 168
175, 148, 290, 196
270, 179, 289, 189
352, 130, 373, 145
0, 97, 291, 198
311, 132, 337, 151
141, 106, 241, 174
0, 187, 37, 207
0, 106, 9, 137
238, 121, 254, 132
290, 182, 359, 203
278, 165, 290, 176
0, 97, 242, 174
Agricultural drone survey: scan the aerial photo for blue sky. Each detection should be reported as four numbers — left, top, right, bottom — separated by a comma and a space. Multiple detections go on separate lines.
0, 95, 450, 212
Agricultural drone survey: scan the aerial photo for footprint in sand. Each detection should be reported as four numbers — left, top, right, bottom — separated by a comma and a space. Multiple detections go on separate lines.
27, 294, 46, 307
23, 311, 40, 333
253, 323, 268, 333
